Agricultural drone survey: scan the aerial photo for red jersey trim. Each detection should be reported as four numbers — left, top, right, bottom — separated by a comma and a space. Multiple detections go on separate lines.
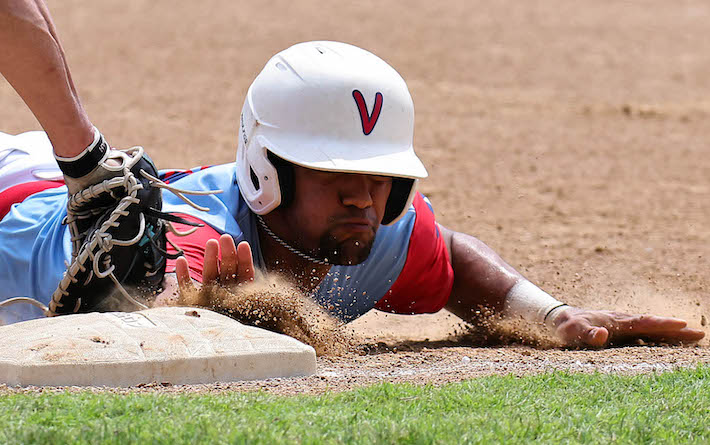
374, 193, 454, 314
0, 180, 65, 220
165, 213, 220, 282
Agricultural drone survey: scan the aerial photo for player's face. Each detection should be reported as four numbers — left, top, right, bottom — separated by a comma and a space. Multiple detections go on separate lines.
275, 165, 392, 266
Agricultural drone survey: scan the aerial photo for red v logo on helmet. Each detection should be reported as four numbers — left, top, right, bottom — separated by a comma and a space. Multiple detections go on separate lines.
352, 90, 383, 135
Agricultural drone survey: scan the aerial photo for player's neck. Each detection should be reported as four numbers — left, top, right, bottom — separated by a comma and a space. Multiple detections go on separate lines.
256, 218, 331, 292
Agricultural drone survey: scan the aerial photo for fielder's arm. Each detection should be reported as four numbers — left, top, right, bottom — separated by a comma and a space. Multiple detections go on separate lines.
0, 0, 94, 156
439, 225, 705, 347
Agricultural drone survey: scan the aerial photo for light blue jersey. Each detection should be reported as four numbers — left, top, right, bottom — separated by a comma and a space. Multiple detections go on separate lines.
0, 185, 71, 324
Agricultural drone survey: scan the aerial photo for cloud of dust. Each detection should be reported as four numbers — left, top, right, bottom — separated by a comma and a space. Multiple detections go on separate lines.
175, 271, 355, 356
89, 284, 153, 313
450, 309, 562, 349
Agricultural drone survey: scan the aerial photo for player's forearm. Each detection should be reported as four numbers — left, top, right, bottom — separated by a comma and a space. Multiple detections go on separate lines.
443, 226, 570, 329
0, 0, 93, 156
442, 227, 522, 322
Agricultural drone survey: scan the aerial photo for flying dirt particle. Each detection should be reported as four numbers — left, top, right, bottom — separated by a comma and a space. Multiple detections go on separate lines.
184, 310, 200, 318
638, 105, 661, 118
702, 315, 707, 327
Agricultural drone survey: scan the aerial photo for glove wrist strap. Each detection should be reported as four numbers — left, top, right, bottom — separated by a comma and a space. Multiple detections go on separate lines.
55, 127, 109, 178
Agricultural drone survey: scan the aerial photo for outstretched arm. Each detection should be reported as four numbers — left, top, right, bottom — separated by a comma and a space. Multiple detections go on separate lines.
440, 225, 705, 347
0, 0, 94, 156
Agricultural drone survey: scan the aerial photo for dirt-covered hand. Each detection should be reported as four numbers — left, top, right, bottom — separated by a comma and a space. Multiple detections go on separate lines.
174, 234, 255, 307
552, 307, 706, 347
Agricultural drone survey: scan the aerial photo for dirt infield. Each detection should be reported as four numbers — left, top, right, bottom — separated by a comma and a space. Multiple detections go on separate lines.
1, 0, 709, 392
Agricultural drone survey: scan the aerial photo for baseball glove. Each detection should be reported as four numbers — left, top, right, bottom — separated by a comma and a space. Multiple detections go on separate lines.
49, 145, 214, 315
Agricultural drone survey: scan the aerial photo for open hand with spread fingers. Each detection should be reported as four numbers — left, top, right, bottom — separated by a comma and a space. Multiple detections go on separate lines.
552, 307, 706, 347
174, 234, 255, 307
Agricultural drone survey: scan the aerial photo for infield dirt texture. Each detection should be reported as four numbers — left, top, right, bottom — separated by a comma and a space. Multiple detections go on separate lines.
1, 0, 708, 393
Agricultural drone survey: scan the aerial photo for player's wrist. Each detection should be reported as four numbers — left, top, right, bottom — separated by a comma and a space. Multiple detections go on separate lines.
503, 279, 569, 329
54, 126, 109, 179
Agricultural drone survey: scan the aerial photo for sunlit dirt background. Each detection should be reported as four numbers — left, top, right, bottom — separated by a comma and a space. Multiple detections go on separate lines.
1, 0, 709, 392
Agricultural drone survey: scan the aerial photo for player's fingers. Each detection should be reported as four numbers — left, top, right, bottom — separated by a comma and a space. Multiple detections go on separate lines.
202, 238, 220, 286
649, 327, 706, 343
676, 328, 706, 342
611, 314, 704, 342
219, 234, 238, 284
598, 314, 706, 344
557, 318, 609, 347
175, 256, 196, 305
236, 241, 255, 284
624, 326, 706, 343
620, 314, 687, 332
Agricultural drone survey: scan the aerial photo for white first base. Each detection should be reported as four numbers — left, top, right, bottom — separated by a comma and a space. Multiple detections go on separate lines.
0, 307, 316, 387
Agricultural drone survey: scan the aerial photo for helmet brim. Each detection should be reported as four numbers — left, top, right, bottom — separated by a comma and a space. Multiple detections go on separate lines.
260, 134, 428, 180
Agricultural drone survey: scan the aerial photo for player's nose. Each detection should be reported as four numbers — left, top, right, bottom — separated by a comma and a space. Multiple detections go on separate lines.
339, 174, 375, 209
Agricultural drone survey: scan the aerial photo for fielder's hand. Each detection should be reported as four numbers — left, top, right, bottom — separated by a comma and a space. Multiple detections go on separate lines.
552, 307, 706, 347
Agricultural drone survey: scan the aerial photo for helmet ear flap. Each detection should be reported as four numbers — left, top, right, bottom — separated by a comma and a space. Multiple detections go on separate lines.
266, 151, 295, 209
382, 178, 415, 225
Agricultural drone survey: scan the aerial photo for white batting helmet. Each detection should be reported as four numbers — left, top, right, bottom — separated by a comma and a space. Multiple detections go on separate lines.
236, 41, 428, 225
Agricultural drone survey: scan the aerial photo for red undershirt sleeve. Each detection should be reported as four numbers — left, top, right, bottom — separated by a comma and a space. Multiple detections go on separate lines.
374, 193, 454, 315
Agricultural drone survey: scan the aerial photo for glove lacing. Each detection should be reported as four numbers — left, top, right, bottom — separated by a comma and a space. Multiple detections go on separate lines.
1, 146, 221, 318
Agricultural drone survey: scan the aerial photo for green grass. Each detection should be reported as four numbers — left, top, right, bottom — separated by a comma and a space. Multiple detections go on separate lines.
0, 366, 708, 444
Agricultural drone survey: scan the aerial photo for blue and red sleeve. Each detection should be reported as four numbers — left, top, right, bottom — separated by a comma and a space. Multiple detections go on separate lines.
374, 193, 454, 315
